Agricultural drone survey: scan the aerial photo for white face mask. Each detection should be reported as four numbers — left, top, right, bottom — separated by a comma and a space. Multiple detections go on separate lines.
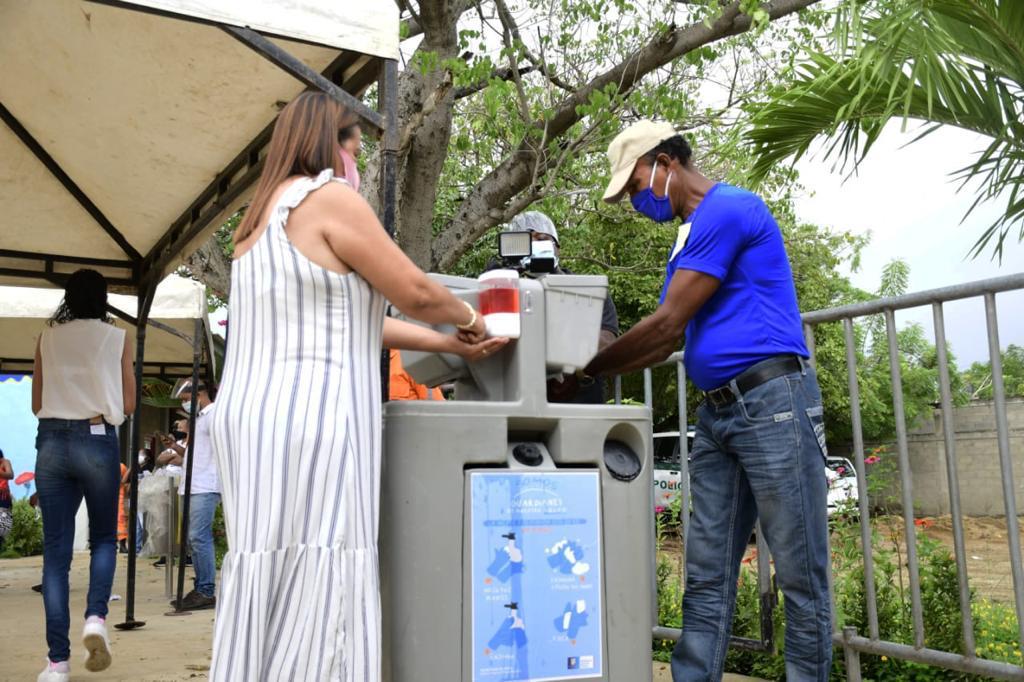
138, 454, 147, 465
181, 400, 193, 413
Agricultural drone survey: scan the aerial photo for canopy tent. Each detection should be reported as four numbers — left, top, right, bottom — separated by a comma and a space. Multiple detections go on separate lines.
0, 275, 213, 380
0, 0, 399, 292
1, 0, 400, 629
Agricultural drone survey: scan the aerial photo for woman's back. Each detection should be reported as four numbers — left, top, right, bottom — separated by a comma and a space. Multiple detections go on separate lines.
38, 319, 125, 426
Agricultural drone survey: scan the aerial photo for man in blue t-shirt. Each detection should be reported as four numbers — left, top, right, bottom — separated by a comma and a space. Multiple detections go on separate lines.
584, 121, 832, 681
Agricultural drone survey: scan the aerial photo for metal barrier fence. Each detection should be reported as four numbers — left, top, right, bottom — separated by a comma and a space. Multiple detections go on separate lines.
619, 272, 1024, 680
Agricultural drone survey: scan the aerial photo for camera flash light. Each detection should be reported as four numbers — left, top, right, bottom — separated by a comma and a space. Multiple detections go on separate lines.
499, 231, 532, 259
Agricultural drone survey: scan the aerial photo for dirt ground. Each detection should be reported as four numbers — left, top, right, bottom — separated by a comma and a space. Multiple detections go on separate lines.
881, 514, 1024, 603
658, 514, 1024, 604
0, 553, 765, 682
0, 554, 213, 681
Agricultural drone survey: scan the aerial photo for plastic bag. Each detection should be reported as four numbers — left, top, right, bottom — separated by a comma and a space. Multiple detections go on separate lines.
138, 471, 178, 557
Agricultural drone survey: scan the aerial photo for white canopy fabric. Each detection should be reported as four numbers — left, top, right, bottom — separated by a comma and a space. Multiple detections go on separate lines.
0, 275, 213, 377
125, 0, 399, 59
0, 0, 398, 290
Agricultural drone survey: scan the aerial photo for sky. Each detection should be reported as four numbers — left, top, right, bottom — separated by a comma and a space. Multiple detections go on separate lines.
791, 123, 1023, 366
0, 376, 38, 499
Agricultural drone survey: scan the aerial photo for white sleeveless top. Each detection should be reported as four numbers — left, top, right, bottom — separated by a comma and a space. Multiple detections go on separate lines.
37, 319, 127, 426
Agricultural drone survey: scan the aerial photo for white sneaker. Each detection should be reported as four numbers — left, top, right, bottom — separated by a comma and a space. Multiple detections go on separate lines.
82, 616, 112, 672
37, 660, 70, 682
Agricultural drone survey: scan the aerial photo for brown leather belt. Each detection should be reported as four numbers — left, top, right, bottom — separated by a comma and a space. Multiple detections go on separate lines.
89, 416, 104, 425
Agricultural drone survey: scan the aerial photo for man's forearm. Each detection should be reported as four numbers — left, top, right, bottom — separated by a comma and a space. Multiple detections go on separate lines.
586, 313, 681, 377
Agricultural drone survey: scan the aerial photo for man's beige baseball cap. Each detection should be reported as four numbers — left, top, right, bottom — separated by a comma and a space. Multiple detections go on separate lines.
602, 120, 678, 203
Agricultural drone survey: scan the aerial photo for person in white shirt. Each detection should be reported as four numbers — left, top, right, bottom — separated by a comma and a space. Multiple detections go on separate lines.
164, 381, 220, 611
32, 269, 135, 682
155, 419, 187, 478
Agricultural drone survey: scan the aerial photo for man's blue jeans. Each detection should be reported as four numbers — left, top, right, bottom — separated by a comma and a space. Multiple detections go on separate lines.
188, 492, 220, 597
672, 360, 832, 681
35, 418, 120, 663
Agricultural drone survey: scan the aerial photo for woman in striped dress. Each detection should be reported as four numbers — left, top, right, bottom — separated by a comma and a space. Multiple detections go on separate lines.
209, 92, 505, 681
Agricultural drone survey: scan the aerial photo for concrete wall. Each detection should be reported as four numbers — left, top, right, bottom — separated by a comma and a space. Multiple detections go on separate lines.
842, 399, 1024, 517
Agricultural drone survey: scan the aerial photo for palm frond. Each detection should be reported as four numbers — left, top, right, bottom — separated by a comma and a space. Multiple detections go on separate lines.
745, 0, 1024, 259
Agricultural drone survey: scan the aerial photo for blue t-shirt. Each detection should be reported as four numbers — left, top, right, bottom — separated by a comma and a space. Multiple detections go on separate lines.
659, 183, 808, 390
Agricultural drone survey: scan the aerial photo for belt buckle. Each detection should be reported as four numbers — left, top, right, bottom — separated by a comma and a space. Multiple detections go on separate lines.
706, 387, 731, 408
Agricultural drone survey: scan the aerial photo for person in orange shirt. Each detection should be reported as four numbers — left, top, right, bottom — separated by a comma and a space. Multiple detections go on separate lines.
117, 463, 129, 553
389, 349, 443, 401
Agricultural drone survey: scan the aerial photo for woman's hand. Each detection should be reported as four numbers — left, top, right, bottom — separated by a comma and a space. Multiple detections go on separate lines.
456, 307, 487, 344
451, 336, 509, 363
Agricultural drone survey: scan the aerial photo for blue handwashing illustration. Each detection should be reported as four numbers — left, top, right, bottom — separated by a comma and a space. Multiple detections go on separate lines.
486, 532, 525, 583
545, 538, 591, 577
488, 602, 529, 679
553, 599, 589, 640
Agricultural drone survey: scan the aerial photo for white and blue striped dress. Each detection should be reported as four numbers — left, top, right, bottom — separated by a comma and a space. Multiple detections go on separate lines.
209, 170, 386, 681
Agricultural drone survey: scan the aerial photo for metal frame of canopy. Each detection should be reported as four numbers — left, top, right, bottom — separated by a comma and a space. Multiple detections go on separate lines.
1, 0, 400, 631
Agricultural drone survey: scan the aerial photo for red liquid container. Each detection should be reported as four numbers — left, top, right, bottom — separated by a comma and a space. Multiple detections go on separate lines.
477, 269, 521, 338
479, 287, 520, 316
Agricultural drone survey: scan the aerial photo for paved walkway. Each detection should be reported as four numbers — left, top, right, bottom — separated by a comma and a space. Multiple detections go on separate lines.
1, 554, 213, 681
2, 554, 767, 680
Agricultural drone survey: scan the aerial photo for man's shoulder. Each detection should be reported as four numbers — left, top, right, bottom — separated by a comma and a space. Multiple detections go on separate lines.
691, 184, 772, 237
700, 183, 765, 214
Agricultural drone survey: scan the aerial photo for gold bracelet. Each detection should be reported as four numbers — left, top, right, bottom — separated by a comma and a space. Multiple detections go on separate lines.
455, 300, 478, 331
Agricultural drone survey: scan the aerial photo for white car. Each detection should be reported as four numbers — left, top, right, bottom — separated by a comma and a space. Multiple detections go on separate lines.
825, 456, 859, 516
652, 431, 860, 518
652, 430, 694, 512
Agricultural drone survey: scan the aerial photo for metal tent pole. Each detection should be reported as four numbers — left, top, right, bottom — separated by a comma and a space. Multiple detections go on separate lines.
379, 58, 399, 403
115, 276, 157, 631
168, 318, 204, 614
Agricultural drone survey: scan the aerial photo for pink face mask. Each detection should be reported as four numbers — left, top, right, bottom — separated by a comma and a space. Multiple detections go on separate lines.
339, 148, 361, 193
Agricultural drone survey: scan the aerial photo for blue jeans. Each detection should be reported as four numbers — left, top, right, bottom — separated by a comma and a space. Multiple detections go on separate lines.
672, 361, 832, 681
188, 492, 220, 597
35, 419, 120, 663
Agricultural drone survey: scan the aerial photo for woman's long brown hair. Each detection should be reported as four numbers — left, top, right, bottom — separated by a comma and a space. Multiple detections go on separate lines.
234, 91, 358, 243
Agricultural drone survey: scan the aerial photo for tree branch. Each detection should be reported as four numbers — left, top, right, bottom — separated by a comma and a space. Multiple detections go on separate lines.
401, 0, 476, 42
490, 0, 532, 123
455, 65, 536, 99
563, 255, 664, 274
396, 0, 422, 30
433, 0, 823, 270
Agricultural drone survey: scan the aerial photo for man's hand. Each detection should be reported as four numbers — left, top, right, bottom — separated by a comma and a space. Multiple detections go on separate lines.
547, 374, 580, 402
585, 269, 720, 378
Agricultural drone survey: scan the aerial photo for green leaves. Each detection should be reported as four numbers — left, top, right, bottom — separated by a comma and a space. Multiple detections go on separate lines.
746, 0, 1024, 260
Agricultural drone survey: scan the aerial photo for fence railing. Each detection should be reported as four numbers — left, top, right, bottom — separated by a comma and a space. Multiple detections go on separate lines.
622, 272, 1024, 680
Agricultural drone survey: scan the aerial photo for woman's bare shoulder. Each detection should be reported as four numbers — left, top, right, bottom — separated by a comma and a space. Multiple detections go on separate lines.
303, 177, 360, 210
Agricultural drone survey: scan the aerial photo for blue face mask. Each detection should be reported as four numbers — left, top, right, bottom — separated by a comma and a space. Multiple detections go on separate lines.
631, 160, 675, 223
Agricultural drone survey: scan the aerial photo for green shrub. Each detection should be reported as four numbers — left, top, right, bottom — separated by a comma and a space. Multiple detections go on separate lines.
5, 499, 43, 557
213, 503, 228, 569
655, 513, 1022, 681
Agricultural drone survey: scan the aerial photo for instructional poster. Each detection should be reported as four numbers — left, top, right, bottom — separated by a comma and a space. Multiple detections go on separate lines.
469, 471, 603, 682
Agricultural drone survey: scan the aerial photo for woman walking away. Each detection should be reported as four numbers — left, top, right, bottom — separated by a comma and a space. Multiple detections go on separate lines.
210, 92, 505, 682
33, 269, 136, 682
